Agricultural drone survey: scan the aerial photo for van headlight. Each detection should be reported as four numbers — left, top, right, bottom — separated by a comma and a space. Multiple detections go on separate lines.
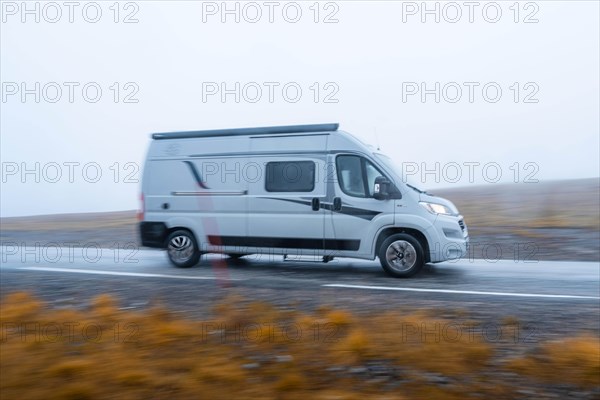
419, 202, 454, 216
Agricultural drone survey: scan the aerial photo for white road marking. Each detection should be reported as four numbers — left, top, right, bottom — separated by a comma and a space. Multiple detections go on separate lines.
16, 267, 242, 281
323, 284, 600, 300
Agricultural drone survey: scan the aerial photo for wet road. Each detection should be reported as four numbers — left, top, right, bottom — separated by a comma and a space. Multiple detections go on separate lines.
2, 246, 599, 338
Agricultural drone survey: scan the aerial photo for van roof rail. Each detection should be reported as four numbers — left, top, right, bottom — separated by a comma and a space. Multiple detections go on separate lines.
152, 123, 339, 140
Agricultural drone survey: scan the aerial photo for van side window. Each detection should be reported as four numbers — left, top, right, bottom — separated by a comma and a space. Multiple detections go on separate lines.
365, 162, 381, 197
265, 161, 315, 192
337, 155, 386, 198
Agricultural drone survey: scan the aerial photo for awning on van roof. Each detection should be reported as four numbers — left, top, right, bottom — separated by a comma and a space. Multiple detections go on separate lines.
151, 123, 339, 140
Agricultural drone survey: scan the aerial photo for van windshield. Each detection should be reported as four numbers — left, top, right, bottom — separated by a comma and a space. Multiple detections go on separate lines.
373, 153, 426, 194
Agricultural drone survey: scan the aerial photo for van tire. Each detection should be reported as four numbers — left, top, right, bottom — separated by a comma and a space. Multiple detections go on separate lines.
166, 230, 201, 268
378, 233, 424, 278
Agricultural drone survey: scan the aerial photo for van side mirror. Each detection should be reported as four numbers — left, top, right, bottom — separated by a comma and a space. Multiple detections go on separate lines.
373, 176, 390, 200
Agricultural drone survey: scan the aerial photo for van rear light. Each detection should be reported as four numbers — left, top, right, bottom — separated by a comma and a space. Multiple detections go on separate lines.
137, 193, 145, 221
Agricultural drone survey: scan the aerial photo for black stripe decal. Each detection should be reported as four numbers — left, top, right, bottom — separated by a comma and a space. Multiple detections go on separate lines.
263, 197, 381, 221
208, 236, 360, 251
264, 198, 312, 207
321, 203, 381, 220
183, 161, 210, 189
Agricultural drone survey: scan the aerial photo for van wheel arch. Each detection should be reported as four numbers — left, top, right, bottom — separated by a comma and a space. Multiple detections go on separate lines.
375, 228, 430, 263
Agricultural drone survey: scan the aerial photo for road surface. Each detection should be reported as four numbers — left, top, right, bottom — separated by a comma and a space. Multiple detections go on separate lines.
1, 246, 599, 339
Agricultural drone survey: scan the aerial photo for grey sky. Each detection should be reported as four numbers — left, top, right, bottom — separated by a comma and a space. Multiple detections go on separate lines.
1, 1, 599, 217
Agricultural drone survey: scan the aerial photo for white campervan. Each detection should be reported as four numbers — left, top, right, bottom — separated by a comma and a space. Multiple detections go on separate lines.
139, 124, 468, 277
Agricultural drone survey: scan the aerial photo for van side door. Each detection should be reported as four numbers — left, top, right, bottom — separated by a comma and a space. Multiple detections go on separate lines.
246, 155, 327, 255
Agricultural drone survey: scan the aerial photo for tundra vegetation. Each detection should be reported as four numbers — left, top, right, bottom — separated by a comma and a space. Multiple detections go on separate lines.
1, 292, 598, 399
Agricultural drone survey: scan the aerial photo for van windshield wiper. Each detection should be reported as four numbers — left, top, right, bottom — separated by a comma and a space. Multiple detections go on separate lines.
407, 184, 427, 194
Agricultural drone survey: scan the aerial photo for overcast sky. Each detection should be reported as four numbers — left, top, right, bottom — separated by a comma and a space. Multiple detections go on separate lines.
1, 0, 599, 217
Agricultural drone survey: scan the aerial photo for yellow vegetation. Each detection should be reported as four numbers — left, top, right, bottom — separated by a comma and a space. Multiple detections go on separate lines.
509, 335, 600, 387
1, 292, 598, 399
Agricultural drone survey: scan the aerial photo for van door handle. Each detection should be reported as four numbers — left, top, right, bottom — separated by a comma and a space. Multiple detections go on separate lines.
311, 198, 320, 211
333, 197, 342, 211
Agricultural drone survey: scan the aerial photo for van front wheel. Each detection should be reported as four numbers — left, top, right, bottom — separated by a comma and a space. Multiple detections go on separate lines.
166, 230, 201, 268
379, 234, 424, 278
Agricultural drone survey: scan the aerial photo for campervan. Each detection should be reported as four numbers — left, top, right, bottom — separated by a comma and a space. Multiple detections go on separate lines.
139, 123, 468, 277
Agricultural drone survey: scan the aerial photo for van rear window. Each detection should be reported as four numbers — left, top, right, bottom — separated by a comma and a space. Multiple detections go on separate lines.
265, 161, 315, 192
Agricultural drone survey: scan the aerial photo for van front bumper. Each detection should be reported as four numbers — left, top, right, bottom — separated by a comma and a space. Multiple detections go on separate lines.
446, 237, 469, 260
429, 216, 469, 262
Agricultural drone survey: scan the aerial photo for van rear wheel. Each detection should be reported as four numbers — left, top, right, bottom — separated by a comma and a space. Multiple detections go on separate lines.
379, 234, 424, 278
166, 230, 200, 268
